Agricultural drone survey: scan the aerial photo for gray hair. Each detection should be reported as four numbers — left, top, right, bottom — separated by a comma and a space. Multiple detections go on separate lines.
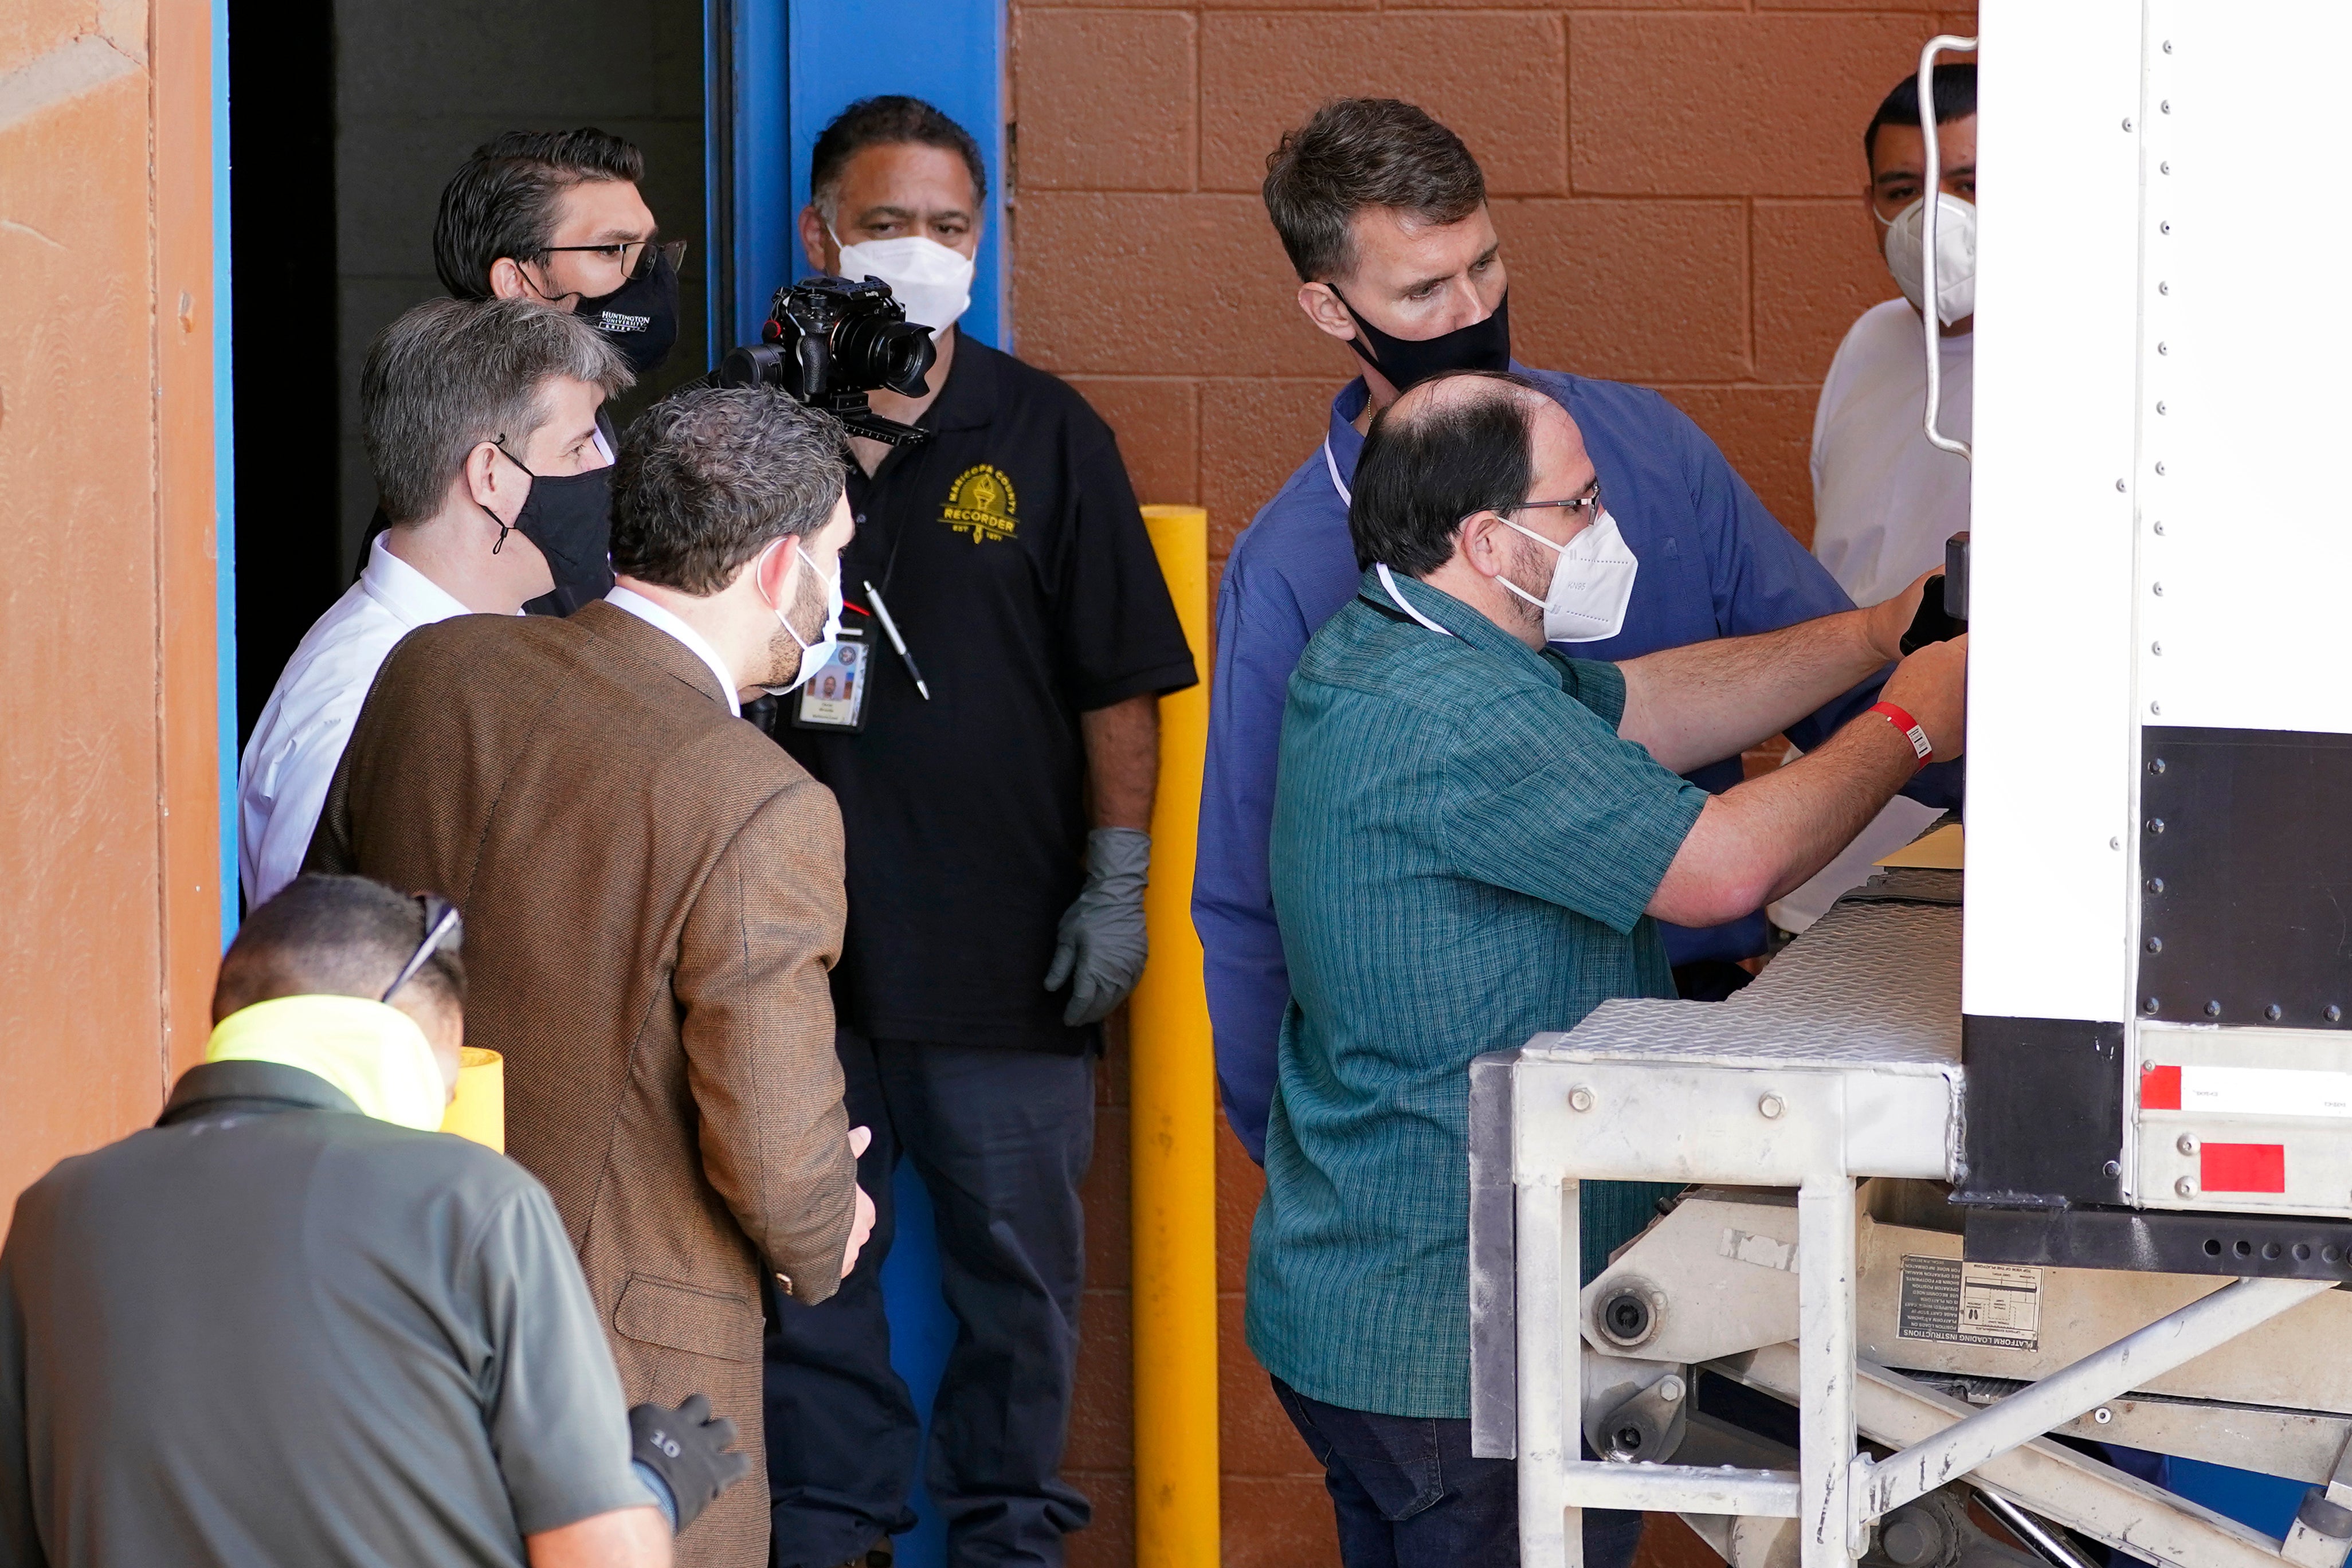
360, 296, 633, 524
609, 387, 848, 595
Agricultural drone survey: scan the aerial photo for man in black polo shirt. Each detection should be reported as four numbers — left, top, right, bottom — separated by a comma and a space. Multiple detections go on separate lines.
759, 97, 1197, 1568
0, 875, 748, 1567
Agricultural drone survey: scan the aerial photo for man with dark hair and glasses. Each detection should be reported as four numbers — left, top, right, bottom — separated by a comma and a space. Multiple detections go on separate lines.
1197, 97, 1965, 1173
0, 873, 755, 1568
1251, 371, 1967, 1568
351, 128, 688, 616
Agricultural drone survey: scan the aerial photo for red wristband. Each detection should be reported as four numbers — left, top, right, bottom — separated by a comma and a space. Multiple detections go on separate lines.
1871, 700, 1933, 769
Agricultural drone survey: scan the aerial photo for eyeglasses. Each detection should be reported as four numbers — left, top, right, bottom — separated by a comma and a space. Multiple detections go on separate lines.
538, 237, 687, 281
382, 893, 463, 1004
1507, 480, 1602, 524
1463, 481, 1604, 534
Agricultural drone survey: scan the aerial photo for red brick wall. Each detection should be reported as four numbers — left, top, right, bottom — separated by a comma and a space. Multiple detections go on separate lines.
1009, 7, 1972, 1561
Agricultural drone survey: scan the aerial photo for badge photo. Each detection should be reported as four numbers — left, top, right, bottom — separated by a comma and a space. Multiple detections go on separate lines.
791, 625, 870, 732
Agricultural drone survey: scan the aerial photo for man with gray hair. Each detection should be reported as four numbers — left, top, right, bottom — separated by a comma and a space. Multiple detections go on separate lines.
238, 294, 632, 907
309, 386, 874, 1568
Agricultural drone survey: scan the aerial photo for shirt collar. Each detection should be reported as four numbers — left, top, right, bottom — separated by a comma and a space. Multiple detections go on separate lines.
604, 585, 743, 716
1358, 566, 1565, 683
923, 327, 998, 433
159, 1059, 362, 1125
359, 533, 476, 629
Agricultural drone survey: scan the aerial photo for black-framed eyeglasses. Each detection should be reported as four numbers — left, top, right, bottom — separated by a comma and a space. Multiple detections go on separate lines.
538, 237, 687, 281
382, 894, 463, 1004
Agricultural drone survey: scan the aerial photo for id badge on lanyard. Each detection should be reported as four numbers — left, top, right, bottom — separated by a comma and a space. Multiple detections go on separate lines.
791, 625, 871, 732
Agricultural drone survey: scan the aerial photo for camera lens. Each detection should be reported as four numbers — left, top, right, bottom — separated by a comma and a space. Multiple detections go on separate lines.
832, 314, 937, 398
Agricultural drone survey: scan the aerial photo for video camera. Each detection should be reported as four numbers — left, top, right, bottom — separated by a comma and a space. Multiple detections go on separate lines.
717, 275, 936, 447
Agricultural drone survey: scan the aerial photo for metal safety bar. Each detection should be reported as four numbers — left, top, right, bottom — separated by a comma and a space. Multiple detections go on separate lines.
1919, 33, 1978, 461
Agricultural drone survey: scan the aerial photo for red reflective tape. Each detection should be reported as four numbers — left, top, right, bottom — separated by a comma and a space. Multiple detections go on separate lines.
2141, 1064, 2182, 1111
2201, 1143, 2286, 1194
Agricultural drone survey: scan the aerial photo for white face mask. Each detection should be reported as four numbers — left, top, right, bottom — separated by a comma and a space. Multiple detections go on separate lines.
762, 539, 845, 695
831, 229, 975, 338
1881, 194, 1975, 326
1494, 508, 1640, 644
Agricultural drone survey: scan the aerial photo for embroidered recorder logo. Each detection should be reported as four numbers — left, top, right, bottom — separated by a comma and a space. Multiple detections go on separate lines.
941, 464, 1018, 543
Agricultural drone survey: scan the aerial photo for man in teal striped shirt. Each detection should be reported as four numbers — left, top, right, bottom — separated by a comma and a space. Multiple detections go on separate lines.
1248, 370, 1968, 1568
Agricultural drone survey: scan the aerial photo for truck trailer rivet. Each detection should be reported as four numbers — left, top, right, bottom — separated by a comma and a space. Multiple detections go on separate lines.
2267, 1004, 2284, 1021
2145, 997, 2162, 1013
2148, 818, 2166, 834
2159, 281, 2170, 294
2122, 117, 2134, 132
2095, 1406, 2115, 1424
2154, 462, 2167, 475
1759, 1093, 1785, 1120
2329, 1006, 2343, 1023
2151, 759, 2167, 774
2153, 582, 2165, 595
2149, 875, 2165, 891
2147, 937, 2163, 953
2179, 1135, 2199, 1155
2104, 1159, 2122, 1177
2177, 1178, 2197, 1197
2156, 401, 2167, 414
2161, 99, 2172, 113
2117, 479, 2128, 492
2206, 1001, 2222, 1017
2151, 641, 2164, 656
2151, 701, 2163, 716
2153, 521, 2166, 535
1569, 1085, 1594, 1112
2161, 160, 2171, 175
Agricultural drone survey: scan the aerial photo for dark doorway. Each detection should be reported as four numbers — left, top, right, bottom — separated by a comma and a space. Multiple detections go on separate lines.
229, 0, 341, 743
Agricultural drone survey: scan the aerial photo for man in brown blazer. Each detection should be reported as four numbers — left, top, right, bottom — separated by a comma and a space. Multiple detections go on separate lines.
310, 385, 873, 1568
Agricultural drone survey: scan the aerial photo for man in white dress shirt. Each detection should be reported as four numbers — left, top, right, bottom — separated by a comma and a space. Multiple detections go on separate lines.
237, 296, 632, 907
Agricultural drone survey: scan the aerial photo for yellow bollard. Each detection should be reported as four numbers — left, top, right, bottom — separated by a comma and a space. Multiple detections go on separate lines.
440, 1046, 505, 1151
1131, 505, 1221, 1565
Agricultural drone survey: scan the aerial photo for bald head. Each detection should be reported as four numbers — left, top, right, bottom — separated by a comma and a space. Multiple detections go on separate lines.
1350, 370, 1565, 574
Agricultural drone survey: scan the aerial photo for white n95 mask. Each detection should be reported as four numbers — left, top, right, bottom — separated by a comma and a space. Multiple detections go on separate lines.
763, 539, 846, 695
1881, 194, 1976, 326
1495, 508, 1640, 644
832, 230, 975, 338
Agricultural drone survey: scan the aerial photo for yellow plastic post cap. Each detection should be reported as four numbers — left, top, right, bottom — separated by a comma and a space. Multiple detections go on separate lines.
440, 1047, 505, 1152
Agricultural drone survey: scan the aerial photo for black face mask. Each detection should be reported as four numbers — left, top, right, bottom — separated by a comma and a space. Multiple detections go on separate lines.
485, 441, 614, 595
574, 245, 680, 378
1330, 288, 1512, 393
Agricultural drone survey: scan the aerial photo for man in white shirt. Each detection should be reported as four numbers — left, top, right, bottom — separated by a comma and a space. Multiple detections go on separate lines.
1771, 65, 1978, 931
237, 296, 632, 906
1810, 63, 1975, 605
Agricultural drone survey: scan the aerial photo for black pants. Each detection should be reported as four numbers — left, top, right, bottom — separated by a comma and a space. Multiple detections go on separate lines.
1273, 1378, 1645, 1568
764, 1028, 1095, 1567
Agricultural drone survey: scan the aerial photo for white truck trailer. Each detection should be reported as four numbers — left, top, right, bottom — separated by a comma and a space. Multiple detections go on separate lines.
1469, 7, 2352, 1567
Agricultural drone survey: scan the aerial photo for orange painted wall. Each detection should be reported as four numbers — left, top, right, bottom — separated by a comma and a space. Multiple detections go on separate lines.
1006, 5, 1971, 1562
1, 0, 222, 1233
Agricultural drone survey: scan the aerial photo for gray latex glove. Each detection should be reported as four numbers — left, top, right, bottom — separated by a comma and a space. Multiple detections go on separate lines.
1044, 827, 1151, 1025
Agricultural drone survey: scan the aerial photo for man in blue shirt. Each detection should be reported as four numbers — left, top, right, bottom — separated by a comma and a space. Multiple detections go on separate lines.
1252, 370, 1966, 1568
1195, 97, 1958, 1161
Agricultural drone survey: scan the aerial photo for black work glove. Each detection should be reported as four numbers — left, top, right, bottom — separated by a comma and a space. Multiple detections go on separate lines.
630, 1395, 751, 1534
1044, 827, 1151, 1025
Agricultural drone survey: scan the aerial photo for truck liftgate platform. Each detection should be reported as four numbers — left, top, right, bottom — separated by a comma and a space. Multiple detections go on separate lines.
1463, 3, 2352, 1564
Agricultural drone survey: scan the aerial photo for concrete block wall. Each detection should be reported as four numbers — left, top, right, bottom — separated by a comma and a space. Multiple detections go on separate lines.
1009, 5, 1973, 1561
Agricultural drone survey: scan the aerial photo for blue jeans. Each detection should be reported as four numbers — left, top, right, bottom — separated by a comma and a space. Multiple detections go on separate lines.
1273, 1378, 1645, 1568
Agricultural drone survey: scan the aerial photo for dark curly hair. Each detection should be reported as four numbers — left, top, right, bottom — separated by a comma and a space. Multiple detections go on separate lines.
610, 387, 849, 595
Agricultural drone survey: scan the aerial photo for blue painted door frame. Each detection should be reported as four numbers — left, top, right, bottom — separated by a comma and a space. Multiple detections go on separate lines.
705, 7, 1007, 1562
